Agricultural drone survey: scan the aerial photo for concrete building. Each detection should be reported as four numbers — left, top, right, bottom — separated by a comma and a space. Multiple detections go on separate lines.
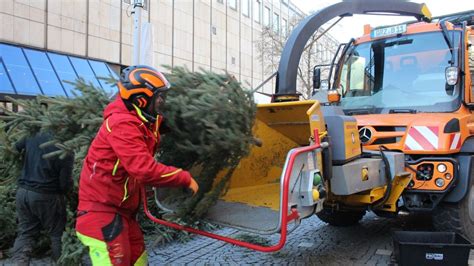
0, 0, 338, 104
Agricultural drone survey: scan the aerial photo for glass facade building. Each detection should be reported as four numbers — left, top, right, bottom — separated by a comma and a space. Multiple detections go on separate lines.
0, 43, 119, 99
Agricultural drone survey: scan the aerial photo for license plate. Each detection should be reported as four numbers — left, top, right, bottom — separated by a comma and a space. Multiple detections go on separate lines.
371, 24, 407, 39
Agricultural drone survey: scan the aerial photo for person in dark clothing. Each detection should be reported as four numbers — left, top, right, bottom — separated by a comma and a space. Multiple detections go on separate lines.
11, 132, 74, 265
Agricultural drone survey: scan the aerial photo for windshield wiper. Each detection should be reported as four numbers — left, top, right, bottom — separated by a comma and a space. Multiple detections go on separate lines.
389, 108, 417, 114
440, 20, 455, 65
346, 106, 377, 115
347, 109, 371, 115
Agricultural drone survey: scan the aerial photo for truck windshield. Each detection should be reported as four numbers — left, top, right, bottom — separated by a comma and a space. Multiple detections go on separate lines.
339, 31, 462, 113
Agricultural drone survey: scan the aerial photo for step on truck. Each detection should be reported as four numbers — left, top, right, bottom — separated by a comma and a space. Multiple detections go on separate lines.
145, 0, 474, 251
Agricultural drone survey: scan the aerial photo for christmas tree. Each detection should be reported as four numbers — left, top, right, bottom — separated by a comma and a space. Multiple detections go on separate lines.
0, 67, 256, 263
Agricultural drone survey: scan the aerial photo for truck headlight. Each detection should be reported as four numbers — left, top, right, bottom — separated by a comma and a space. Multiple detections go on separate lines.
437, 163, 447, 173
435, 178, 445, 187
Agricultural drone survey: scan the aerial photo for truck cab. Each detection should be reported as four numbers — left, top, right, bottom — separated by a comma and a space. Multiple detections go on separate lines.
314, 13, 474, 239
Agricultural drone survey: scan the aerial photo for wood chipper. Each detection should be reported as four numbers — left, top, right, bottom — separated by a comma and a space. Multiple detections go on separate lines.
144, 0, 474, 251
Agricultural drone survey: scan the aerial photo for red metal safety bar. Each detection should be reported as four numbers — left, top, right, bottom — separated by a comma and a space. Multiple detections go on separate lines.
143, 129, 321, 252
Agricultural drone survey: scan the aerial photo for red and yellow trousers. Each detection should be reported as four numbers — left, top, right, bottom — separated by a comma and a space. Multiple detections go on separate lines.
76, 211, 147, 266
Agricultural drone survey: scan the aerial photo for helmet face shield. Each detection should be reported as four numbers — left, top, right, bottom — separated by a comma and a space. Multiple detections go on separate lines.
156, 90, 168, 102
146, 90, 168, 117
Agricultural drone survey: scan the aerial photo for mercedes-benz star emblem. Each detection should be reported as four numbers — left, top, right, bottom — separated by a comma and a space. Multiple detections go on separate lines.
359, 127, 372, 144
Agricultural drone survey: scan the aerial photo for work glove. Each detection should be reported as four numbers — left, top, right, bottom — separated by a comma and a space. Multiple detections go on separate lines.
177, 170, 199, 195
188, 177, 199, 195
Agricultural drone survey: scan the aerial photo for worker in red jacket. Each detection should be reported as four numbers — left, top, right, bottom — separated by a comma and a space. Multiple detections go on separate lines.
76, 65, 198, 265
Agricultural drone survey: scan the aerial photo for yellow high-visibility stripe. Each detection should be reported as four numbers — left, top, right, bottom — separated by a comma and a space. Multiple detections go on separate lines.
76, 232, 112, 265
105, 118, 112, 132
161, 168, 182, 178
132, 104, 149, 123
112, 159, 120, 176
134, 251, 148, 266
122, 177, 130, 202
154, 115, 160, 138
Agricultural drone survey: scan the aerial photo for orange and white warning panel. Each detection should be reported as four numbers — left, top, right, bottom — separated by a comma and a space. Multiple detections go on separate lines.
404, 126, 439, 151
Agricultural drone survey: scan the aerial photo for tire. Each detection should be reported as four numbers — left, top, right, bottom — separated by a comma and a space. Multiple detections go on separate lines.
316, 208, 366, 226
433, 171, 474, 242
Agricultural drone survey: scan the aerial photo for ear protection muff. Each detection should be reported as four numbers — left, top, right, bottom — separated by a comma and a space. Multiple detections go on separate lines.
133, 94, 149, 108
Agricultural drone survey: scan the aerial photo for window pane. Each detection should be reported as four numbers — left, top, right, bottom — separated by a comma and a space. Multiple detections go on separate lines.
282, 18, 288, 37
0, 44, 41, 95
48, 53, 79, 96
69, 57, 102, 89
107, 64, 120, 81
24, 49, 66, 97
263, 6, 270, 26
273, 12, 279, 33
242, 0, 249, 16
0, 61, 15, 94
254, 0, 261, 23
89, 60, 117, 96
228, 0, 237, 9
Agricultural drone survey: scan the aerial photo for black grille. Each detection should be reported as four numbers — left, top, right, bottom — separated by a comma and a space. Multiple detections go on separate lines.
358, 126, 406, 145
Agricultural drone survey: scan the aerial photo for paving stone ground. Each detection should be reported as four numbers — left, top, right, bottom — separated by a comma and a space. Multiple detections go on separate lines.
147, 213, 441, 265
149, 212, 474, 265
2, 213, 474, 265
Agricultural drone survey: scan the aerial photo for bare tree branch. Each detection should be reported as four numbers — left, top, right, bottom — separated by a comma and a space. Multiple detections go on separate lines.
255, 16, 340, 99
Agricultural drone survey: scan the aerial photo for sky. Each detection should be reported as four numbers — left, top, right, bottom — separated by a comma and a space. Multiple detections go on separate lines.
291, 0, 473, 42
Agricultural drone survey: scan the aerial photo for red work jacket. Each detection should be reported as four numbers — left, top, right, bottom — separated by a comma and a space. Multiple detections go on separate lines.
78, 96, 190, 216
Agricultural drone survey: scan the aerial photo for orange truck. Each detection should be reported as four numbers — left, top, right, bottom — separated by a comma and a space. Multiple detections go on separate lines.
312, 6, 474, 241
147, 0, 474, 251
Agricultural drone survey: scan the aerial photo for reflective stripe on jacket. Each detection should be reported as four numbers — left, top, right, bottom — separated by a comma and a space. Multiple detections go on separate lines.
78, 96, 191, 216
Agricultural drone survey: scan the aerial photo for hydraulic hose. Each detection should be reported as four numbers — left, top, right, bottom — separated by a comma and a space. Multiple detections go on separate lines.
371, 145, 393, 209
321, 136, 333, 180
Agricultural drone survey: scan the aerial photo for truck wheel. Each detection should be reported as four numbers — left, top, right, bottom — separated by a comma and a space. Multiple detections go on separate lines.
433, 176, 474, 241
316, 208, 366, 226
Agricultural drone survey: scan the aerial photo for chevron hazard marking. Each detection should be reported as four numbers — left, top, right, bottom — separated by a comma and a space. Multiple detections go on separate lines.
449, 133, 461, 150
405, 126, 439, 151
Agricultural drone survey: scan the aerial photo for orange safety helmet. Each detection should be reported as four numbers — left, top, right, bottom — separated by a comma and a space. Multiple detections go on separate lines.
118, 65, 171, 122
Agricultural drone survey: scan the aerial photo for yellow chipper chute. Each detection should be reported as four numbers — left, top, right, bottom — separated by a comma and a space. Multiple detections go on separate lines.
204, 100, 326, 234
151, 100, 326, 239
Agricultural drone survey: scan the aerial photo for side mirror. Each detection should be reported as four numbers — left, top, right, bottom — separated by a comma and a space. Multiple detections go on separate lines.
313, 68, 321, 89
